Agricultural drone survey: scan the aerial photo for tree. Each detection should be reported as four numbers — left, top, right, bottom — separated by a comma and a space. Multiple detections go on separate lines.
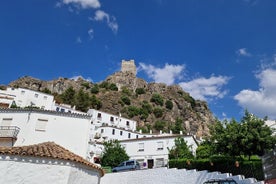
109, 83, 118, 91
154, 120, 167, 131
61, 86, 75, 106
196, 141, 214, 159
90, 95, 102, 110
90, 85, 99, 94
240, 110, 276, 159
208, 111, 276, 159
153, 107, 163, 118
171, 117, 184, 134
168, 137, 194, 160
101, 140, 129, 168
75, 88, 90, 112
121, 96, 131, 105
165, 100, 173, 110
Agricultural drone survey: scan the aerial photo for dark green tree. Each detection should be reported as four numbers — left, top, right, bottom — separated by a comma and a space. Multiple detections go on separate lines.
61, 86, 75, 106
165, 100, 173, 110
121, 96, 131, 105
90, 95, 102, 110
168, 137, 194, 159
109, 83, 118, 91
75, 88, 90, 112
90, 85, 99, 94
101, 140, 129, 168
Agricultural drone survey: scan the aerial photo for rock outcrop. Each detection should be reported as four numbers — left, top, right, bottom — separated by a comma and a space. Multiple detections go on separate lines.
8, 60, 215, 138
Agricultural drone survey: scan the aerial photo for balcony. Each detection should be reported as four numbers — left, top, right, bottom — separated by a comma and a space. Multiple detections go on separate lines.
0, 126, 20, 139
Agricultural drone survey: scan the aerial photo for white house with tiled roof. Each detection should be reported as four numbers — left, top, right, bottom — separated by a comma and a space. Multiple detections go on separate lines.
0, 108, 92, 159
0, 142, 104, 184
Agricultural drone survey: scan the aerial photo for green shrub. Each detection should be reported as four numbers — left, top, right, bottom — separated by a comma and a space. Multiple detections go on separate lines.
165, 100, 173, 110
121, 96, 131, 105
150, 93, 164, 106
109, 83, 118, 91
154, 120, 167, 131
153, 107, 163, 118
135, 88, 146, 95
90, 85, 99, 94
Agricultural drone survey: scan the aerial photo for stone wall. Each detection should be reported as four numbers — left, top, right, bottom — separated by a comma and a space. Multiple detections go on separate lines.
121, 60, 137, 76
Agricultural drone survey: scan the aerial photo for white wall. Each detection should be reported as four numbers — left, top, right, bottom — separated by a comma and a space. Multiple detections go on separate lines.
121, 135, 198, 168
88, 109, 136, 131
0, 87, 54, 109
0, 155, 101, 184
0, 109, 92, 158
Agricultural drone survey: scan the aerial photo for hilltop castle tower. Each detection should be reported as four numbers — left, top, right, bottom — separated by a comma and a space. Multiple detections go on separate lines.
121, 60, 137, 76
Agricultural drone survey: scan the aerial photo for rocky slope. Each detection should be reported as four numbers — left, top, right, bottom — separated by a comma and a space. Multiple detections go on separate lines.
9, 73, 215, 138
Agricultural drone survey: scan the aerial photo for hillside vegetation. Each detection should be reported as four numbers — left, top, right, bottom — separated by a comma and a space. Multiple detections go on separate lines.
9, 71, 215, 137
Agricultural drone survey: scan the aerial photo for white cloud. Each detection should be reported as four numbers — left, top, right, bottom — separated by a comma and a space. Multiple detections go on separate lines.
94, 10, 118, 33
70, 75, 93, 82
139, 63, 185, 85
234, 68, 276, 119
236, 48, 251, 57
179, 75, 230, 101
62, 0, 100, 9
88, 28, 94, 39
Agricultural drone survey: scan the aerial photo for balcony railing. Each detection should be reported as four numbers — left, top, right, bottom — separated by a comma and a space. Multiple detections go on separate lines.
0, 126, 20, 139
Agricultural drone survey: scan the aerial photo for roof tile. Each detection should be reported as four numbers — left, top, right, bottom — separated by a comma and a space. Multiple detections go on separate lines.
0, 142, 104, 177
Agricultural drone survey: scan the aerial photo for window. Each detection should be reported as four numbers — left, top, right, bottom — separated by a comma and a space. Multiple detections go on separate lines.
126, 121, 130, 126
101, 129, 104, 133
60, 108, 65, 113
41, 106, 45, 109
34, 94, 38, 98
157, 142, 164, 150
120, 131, 123, 136
112, 129, 115, 135
21, 90, 25, 95
97, 113, 101, 119
43, 96, 47, 100
56, 107, 60, 112
1, 118, 12, 126
126, 161, 135, 166
110, 116, 114, 122
35, 119, 48, 131
128, 133, 131, 138
136, 135, 139, 139
138, 143, 144, 151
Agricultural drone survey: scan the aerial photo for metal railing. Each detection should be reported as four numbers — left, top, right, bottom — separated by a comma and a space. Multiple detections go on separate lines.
0, 126, 20, 139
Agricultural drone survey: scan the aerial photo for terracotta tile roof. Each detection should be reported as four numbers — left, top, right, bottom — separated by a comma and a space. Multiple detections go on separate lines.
0, 142, 104, 177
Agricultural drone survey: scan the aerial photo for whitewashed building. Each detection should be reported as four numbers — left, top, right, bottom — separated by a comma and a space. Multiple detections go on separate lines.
0, 87, 54, 109
120, 135, 198, 169
0, 108, 92, 159
0, 142, 104, 184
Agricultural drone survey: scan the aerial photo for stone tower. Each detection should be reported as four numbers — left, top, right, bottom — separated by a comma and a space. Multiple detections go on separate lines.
121, 60, 137, 76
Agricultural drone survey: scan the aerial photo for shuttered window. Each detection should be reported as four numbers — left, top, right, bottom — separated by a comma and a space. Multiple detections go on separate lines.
35, 119, 48, 131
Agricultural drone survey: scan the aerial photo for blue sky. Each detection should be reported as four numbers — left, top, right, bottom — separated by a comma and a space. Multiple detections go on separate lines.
1, 0, 276, 121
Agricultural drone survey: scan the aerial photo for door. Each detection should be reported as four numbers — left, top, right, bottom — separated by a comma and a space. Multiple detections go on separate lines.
147, 159, 154, 169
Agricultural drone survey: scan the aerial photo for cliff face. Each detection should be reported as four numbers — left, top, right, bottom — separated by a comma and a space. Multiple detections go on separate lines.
9, 73, 215, 138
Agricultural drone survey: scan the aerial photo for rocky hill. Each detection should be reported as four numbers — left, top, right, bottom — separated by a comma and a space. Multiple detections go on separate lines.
8, 61, 215, 138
